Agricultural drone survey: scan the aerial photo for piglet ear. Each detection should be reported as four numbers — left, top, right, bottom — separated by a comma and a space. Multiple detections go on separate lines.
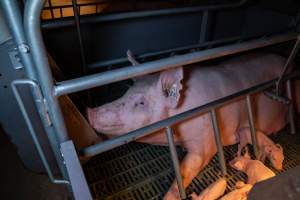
159, 67, 183, 108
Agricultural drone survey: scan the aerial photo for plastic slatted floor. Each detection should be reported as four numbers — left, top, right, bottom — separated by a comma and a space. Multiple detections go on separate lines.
83, 124, 300, 200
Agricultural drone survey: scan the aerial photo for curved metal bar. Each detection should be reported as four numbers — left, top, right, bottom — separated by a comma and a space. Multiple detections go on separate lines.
41, 0, 247, 29
11, 79, 69, 185
24, 0, 69, 143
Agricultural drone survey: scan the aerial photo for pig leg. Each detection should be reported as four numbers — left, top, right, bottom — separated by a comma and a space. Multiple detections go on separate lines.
164, 153, 204, 200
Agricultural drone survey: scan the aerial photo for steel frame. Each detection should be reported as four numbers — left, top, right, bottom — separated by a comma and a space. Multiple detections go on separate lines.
2, 0, 300, 199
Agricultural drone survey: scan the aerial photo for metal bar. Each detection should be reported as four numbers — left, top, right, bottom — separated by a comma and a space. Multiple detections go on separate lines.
199, 11, 209, 43
55, 32, 298, 96
165, 127, 186, 199
1, 0, 36, 79
11, 79, 69, 184
88, 35, 244, 69
2, 0, 69, 180
286, 80, 296, 134
61, 141, 92, 200
276, 35, 300, 94
246, 95, 259, 158
210, 109, 227, 175
24, 0, 69, 143
48, 0, 54, 19
41, 0, 247, 29
80, 70, 300, 157
71, 0, 87, 72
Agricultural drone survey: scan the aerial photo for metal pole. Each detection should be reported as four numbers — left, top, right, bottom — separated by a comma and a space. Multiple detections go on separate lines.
165, 126, 186, 200
54, 32, 298, 96
41, 0, 247, 29
2, 0, 69, 180
246, 95, 259, 158
210, 109, 227, 175
80, 70, 300, 157
24, 0, 70, 179
286, 80, 296, 134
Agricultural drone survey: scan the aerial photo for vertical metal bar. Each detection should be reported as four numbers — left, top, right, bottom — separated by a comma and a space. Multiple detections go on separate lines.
61, 140, 92, 200
2, 0, 69, 180
60, 7, 63, 18
11, 80, 69, 184
165, 126, 186, 200
48, 0, 54, 19
210, 109, 227, 175
72, 0, 91, 105
199, 11, 209, 43
286, 80, 296, 134
246, 95, 259, 158
24, 0, 70, 180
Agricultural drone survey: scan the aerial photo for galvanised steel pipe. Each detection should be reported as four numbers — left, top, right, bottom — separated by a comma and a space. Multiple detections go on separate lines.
42, 0, 247, 29
24, 0, 69, 143
246, 95, 259, 158
55, 32, 298, 96
80, 70, 300, 157
165, 126, 187, 199
210, 109, 227, 175
2, 0, 69, 182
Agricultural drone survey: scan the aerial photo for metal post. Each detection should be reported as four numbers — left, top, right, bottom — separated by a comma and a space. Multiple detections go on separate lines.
210, 109, 227, 175
24, 0, 70, 179
246, 95, 259, 158
199, 11, 209, 43
286, 80, 296, 134
165, 126, 186, 200
2, 0, 69, 180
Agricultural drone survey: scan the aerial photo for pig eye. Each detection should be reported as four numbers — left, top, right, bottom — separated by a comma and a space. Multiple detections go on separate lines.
139, 101, 144, 105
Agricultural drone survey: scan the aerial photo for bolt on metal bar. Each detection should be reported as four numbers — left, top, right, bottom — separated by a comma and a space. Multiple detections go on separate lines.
54, 32, 298, 96
286, 80, 296, 134
246, 95, 259, 158
80, 70, 300, 157
210, 109, 227, 175
165, 127, 186, 199
11, 79, 69, 184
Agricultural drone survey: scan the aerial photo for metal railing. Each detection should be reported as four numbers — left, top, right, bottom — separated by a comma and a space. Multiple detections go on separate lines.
3, 0, 300, 199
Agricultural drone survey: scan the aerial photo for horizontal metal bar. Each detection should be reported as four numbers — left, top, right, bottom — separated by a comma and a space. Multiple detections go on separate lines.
80, 70, 300, 157
55, 32, 298, 96
88, 35, 243, 69
11, 79, 69, 184
41, 0, 246, 29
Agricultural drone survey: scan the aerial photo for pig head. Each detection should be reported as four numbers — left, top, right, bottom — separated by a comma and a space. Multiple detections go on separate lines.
87, 67, 183, 137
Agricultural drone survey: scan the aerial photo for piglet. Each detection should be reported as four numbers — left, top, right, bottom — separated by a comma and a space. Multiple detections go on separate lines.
190, 178, 227, 200
230, 151, 275, 185
219, 181, 252, 200
237, 127, 284, 170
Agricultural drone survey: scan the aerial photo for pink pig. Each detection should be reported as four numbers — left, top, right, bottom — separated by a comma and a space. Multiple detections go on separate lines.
190, 178, 227, 200
230, 151, 275, 185
237, 127, 284, 170
87, 53, 299, 200
219, 181, 252, 200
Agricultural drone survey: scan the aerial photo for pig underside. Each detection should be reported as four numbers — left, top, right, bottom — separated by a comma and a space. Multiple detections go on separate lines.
138, 53, 288, 152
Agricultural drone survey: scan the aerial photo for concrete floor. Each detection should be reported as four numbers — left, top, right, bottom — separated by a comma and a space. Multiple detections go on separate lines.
0, 129, 70, 200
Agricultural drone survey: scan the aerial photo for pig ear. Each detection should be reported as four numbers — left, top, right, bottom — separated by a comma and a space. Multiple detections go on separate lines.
276, 144, 283, 151
159, 67, 183, 108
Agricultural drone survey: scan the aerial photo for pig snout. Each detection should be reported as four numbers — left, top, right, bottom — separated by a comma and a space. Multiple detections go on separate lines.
87, 106, 124, 134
